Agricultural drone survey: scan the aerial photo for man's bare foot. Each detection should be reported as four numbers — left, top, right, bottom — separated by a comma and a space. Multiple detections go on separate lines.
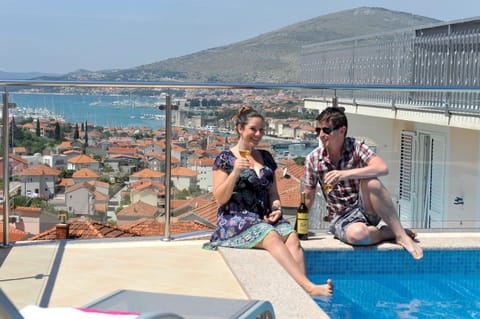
308, 279, 333, 296
397, 235, 423, 260
379, 226, 423, 260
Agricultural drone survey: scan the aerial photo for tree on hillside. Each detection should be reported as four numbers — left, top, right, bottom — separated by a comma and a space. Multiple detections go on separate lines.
199, 137, 207, 150
189, 98, 200, 107
10, 126, 58, 155
59, 169, 75, 178
9, 116, 17, 149
175, 185, 203, 199
293, 156, 305, 166
84, 121, 88, 145
54, 122, 61, 141
74, 123, 79, 140
35, 118, 40, 137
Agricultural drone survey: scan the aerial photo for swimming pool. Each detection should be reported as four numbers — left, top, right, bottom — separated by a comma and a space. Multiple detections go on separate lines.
306, 249, 480, 318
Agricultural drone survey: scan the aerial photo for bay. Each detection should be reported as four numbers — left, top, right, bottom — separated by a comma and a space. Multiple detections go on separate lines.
8, 93, 167, 129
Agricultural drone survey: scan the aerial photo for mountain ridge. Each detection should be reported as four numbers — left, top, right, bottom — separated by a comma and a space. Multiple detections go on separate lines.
0, 71, 59, 80
32, 7, 441, 83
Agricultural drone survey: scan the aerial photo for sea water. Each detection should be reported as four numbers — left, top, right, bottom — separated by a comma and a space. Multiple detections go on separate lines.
8, 93, 166, 129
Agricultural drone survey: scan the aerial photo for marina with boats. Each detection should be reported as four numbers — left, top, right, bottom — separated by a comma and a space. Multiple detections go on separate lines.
5, 93, 168, 129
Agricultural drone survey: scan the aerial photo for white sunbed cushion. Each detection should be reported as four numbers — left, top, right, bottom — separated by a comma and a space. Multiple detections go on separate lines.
20, 305, 139, 319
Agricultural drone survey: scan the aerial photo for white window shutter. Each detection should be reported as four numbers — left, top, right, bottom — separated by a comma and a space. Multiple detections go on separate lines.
427, 135, 446, 228
399, 130, 416, 228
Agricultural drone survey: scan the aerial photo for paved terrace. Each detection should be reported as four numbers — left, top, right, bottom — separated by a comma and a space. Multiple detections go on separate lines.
1, 232, 480, 319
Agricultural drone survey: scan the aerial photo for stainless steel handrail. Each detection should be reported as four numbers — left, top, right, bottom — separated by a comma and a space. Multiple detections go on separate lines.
2, 79, 480, 92
2, 90, 11, 247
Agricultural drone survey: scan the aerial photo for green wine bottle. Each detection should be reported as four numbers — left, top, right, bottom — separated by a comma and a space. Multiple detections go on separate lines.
296, 191, 309, 240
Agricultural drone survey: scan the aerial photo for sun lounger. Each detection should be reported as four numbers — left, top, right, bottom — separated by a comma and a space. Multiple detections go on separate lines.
84, 289, 275, 319
0, 289, 25, 319
0, 288, 275, 319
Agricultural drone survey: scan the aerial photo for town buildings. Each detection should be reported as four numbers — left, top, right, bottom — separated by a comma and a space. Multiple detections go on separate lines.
1, 91, 313, 240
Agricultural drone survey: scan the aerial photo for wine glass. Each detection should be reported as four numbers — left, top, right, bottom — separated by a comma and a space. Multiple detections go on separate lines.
239, 150, 251, 158
322, 184, 333, 193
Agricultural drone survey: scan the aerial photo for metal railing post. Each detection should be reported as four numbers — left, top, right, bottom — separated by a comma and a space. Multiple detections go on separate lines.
163, 93, 172, 240
2, 89, 11, 247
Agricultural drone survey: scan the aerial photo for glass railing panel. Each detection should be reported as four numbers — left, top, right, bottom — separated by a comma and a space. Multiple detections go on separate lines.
2, 81, 480, 246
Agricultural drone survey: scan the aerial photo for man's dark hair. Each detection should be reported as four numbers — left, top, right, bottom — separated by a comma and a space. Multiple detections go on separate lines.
316, 107, 348, 135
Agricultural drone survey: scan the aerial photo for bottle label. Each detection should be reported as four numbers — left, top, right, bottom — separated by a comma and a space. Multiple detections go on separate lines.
297, 213, 309, 220
297, 219, 309, 235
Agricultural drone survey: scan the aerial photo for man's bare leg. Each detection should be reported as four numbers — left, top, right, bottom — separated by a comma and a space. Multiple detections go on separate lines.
360, 179, 423, 260
379, 225, 417, 240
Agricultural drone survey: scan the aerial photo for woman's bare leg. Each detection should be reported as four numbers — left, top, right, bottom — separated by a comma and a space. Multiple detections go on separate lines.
256, 231, 333, 296
284, 232, 306, 275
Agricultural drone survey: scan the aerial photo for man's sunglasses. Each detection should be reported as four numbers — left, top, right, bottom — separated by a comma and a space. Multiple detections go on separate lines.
315, 125, 341, 135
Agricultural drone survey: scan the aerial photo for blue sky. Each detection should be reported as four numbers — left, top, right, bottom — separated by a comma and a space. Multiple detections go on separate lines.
1, 0, 478, 74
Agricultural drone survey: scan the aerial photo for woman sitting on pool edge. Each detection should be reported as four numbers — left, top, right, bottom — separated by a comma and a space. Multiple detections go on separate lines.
203, 106, 333, 296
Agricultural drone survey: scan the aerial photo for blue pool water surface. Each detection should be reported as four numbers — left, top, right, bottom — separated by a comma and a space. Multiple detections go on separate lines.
306, 249, 480, 319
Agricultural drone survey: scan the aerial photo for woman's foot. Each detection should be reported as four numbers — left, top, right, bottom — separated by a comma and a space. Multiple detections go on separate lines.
308, 279, 333, 296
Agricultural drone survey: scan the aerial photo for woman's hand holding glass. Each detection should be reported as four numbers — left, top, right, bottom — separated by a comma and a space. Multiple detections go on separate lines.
233, 156, 251, 175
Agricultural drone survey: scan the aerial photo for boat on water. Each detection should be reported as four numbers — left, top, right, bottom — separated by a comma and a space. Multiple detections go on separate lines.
204, 125, 219, 133
89, 100, 102, 106
141, 113, 165, 120
7, 93, 168, 129
11, 107, 65, 121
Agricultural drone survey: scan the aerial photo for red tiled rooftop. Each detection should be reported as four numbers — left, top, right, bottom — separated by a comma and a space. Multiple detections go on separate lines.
191, 201, 218, 225
107, 147, 139, 155
131, 168, 165, 178
0, 222, 29, 243
17, 164, 61, 176
1, 205, 42, 215
58, 178, 75, 187
121, 219, 214, 236
72, 167, 101, 178
68, 154, 99, 164
171, 166, 198, 177
28, 220, 140, 241
117, 201, 158, 218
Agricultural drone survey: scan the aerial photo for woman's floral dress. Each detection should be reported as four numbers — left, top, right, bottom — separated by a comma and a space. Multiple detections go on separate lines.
203, 149, 294, 250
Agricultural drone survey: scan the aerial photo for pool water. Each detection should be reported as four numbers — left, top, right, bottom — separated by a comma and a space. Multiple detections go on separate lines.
306, 249, 480, 319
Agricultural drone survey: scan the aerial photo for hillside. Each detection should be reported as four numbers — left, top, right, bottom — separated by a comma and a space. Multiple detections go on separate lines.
0, 71, 59, 80
59, 7, 440, 83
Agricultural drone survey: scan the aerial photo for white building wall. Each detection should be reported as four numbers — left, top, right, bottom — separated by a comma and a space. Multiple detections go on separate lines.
42, 154, 68, 170
191, 162, 213, 191
172, 176, 193, 191
131, 192, 157, 207
66, 188, 95, 216
447, 127, 480, 228
22, 154, 43, 167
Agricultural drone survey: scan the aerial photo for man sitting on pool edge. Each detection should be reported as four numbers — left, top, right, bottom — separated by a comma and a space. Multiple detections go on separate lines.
304, 106, 423, 260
